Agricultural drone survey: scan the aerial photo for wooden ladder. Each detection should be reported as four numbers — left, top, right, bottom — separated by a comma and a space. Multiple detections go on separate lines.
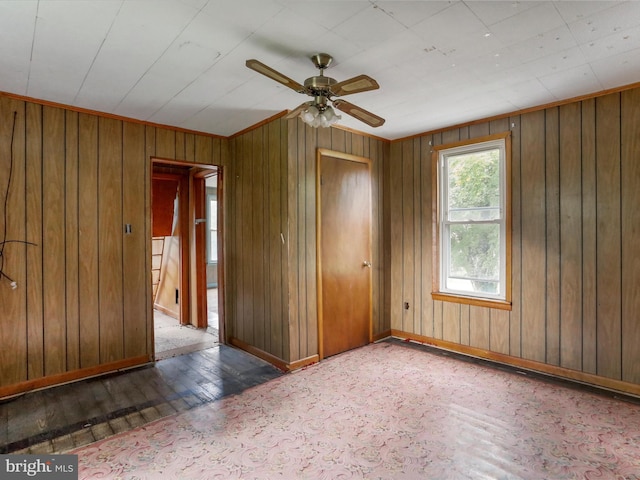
151, 237, 165, 303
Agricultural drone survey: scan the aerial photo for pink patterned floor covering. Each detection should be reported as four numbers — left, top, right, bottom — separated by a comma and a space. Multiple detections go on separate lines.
73, 342, 640, 479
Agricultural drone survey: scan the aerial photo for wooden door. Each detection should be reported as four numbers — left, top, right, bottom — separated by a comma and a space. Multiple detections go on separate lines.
317, 149, 372, 359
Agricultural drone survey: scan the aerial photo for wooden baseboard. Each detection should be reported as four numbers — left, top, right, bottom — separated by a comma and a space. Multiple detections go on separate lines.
0, 355, 152, 400
288, 354, 319, 371
229, 337, 289, 371
391, 330, 640, 398
153, 303, 178, 319
373, 329, 392, 342
229, 337, 319, 372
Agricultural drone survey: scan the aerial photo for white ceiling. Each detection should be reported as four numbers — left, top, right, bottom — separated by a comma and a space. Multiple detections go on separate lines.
1, 0, 639, 140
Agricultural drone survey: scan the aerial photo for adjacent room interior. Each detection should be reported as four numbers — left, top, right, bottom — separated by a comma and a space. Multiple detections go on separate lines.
1, 1, 640, 477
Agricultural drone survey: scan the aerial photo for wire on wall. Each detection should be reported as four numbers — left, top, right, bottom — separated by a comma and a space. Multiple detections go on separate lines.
1, 111, 37, 289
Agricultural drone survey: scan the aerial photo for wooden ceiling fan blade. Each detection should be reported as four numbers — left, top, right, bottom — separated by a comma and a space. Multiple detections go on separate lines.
330, 74, 379, 97
333, 99, 385, 128
285, 102, 310, 119
246, 59, 305, 93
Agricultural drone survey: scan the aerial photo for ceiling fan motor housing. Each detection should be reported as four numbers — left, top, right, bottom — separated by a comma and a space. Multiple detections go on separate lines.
304, 75, 336, 92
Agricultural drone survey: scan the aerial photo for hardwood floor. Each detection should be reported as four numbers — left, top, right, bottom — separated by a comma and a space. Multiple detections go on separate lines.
0, 345, 283, 454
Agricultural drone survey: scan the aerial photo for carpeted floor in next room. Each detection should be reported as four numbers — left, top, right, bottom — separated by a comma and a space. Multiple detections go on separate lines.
73, 339, 640, 479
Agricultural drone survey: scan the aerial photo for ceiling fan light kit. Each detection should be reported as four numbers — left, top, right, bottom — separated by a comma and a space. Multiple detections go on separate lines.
300, 103, 341, 128
246, 53, 385, 129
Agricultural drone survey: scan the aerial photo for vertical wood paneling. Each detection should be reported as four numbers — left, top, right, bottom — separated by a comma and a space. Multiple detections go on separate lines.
621, 88, 640, 384
225, 140, 237, 341
293, 123, 306, 358
581, 99, 597, 374
261, 128, 272, 354
78, 113, 100, 368
297, 125, 310, 358
370, 139, 383, 335
195, 135, 213, 165
155, 128, 175, 159
144, 126, 155, 357
389, 142, 403, 331
401, 140, 414, 332
433, 301, 443, 339
0, 98, 27, 384
98, 117, 124, 363
490, 118, 510, 135
26, 103, 44, 379
4, 84, 640, 396
184, 133, 195, 163
303, 125, 316, 356
279, 120, 290, 361
490, 310, 510, 354
227, 121, 295, 360
545, 107, 560, 366
42, 106, 67, 375
412, 138, 422, 335
489, 119, 512, 356
520, 110, 546, 362
175, 131, 186, 161
459, 304, 470, 346
442, 302, 460, 343
352, 134, 364, 157
252, 129, 266, 350
420, 136, 434, 338
508, 116, 522, 357
240, 134, 253, 344
559, 103, 583, 370
123, 122, 147, 358
469, 122, 490, 139
1, 94, 234, 393
286, 120, 300, 361
331, 129, 346, 152
595, 93, 621, 380
469, 306, 489, 349
382, 139, 392, 334
65, 110, 80, 371
431, 132, 443, 341
268, 120, 282, 358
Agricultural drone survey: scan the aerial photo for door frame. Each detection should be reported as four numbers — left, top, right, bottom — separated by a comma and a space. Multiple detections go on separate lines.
316, 148, 373, 361
150, 159, 221, 354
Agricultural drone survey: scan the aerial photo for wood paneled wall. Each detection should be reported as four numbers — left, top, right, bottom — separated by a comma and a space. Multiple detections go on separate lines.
286, 122, 390, 363
0, 94, 226, 396
227, 119, 290, 361
389, 87, 640, 393
4, 84, 639, 395
223, 118, 390, 367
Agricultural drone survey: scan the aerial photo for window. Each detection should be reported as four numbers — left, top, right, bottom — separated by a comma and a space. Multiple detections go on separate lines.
205, 174, 218, 264
207, 195, 218, 263
432, 132, 511, 310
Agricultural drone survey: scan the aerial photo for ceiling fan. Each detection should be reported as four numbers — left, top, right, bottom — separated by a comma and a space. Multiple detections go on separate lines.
246, 53, 385, 128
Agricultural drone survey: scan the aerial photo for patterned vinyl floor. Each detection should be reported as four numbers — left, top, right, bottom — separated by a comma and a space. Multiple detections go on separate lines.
73, 339, 640, 479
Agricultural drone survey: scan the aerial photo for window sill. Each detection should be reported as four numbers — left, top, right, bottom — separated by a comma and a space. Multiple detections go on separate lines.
431, 292, 512, 311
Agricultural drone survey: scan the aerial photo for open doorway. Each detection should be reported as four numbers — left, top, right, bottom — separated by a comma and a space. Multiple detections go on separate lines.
205, 174, 220, 333
151, 161, 221, 360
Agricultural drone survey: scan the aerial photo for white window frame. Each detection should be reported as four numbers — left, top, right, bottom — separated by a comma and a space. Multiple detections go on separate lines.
206, 193, 218, 264
432, 132, 512, 310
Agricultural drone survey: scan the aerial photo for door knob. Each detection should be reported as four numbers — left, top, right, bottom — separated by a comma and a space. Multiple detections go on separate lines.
363, 260, 372, 268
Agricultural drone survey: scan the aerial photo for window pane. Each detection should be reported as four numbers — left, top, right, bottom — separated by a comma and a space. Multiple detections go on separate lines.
210, 231, 217, 263
447, 149, 500, 221
447, 223, 500, 294
208, 198, 217, 263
